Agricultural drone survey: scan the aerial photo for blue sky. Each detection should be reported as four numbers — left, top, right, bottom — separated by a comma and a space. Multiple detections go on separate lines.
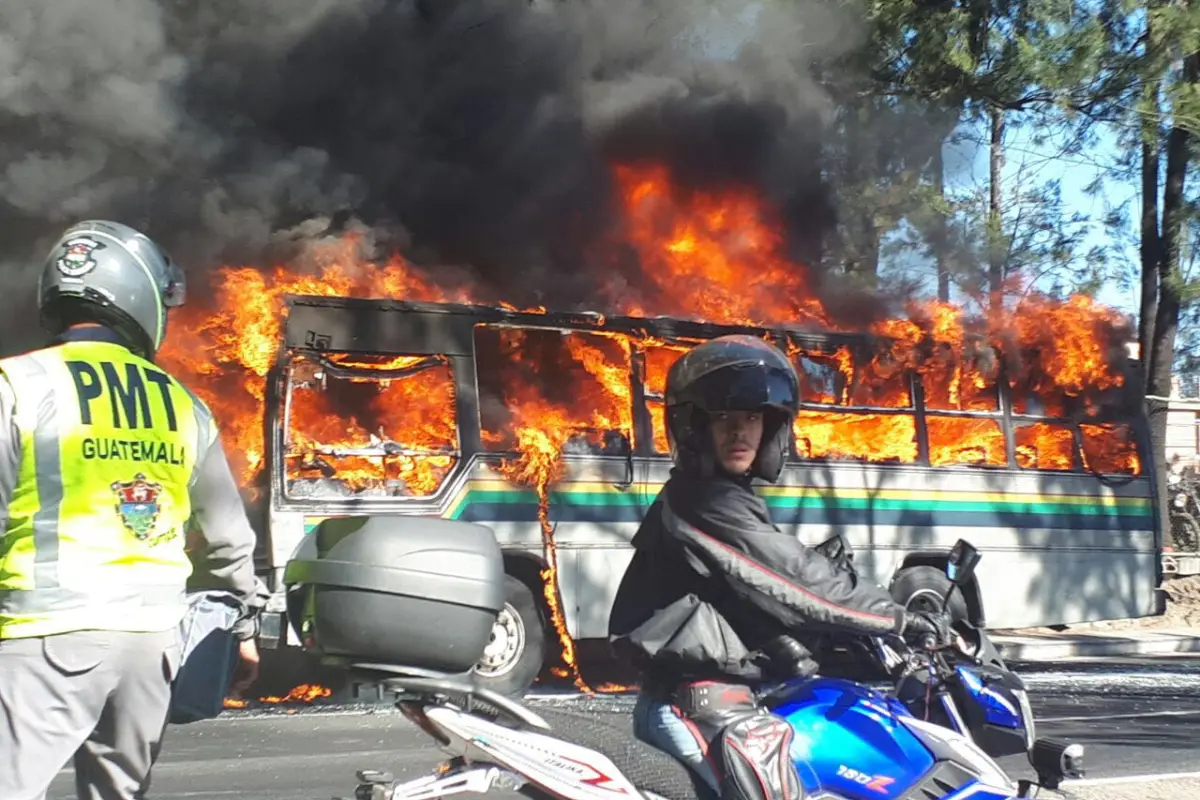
859, 116, 1142, 322
939, 118, 1138, 313
686, 3, 1146, 319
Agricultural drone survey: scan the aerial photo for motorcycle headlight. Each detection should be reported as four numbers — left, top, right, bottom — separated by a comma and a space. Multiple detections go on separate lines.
1014, 689, 1036, 749
1175, 495, 1187, 508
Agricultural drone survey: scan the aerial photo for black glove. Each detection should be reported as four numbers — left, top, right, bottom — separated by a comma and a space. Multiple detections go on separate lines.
901, 610, 954, 650
760, 634, 818, 679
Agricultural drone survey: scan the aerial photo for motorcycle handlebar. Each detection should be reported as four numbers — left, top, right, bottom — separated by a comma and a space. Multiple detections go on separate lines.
868, 626, 976, 678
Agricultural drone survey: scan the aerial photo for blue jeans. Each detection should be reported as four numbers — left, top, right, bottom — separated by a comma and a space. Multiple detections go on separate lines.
632, 690, 722, 794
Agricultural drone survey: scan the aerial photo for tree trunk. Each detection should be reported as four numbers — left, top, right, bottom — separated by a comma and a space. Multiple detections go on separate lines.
934, 143, 950, 302
1145, 48, 1199, 548
1138, 48, 1162, 389
843, 104, 881, 282
988, 107, 1006, 303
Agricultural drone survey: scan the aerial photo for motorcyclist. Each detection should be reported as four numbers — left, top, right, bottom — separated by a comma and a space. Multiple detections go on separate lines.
608, 334, 953, 800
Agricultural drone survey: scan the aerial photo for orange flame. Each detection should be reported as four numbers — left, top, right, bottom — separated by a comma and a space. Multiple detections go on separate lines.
258, 683, 334, 704
492, 425, 587, 691
612, 164, 827, 326
478, 328, 635, 691
222, 683, 332, 709
163, 162, 1138, 695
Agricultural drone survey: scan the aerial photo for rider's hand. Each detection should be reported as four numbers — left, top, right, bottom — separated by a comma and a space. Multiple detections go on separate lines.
229, 637, 260, 697
761, 634, 816, 678
901, 610, 954, 650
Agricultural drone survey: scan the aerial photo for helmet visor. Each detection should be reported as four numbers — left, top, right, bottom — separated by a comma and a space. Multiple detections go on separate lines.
697, 365, 798, 413
163, 261, 186, 308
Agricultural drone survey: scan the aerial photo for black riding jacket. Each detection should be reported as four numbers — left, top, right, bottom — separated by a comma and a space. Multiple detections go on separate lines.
608, 469, 906, 685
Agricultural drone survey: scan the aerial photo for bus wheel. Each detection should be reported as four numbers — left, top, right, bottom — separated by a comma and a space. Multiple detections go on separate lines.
473, 575, 546, 698
892, 565, 970, 623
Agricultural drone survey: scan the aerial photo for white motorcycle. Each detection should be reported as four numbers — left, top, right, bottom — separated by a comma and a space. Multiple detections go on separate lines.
283, 518, 1079, 800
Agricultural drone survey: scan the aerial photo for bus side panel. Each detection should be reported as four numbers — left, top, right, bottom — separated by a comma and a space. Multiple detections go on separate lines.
267, 509, 310, 573
445, 456, 649, 641
644, 459, 1156, 629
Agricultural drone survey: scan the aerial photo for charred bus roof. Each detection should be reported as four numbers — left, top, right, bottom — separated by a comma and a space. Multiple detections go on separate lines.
280, 293, 875, 357
270, 293, 1147, 493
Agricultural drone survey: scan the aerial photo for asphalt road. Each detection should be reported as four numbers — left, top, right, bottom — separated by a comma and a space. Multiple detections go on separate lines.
46, 657, 1200, 800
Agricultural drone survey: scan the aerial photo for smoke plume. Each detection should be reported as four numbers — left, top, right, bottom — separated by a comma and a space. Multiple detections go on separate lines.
0, 0, 868, 355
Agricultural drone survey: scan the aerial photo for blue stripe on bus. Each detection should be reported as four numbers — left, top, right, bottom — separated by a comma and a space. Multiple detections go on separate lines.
455, 503, 1156, 532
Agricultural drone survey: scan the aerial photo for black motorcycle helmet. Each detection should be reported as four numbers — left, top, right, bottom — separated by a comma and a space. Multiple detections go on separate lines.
664, 335, 800, 482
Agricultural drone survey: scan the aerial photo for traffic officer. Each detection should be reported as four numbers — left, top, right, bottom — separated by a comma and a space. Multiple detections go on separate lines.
0, 220, 265, 800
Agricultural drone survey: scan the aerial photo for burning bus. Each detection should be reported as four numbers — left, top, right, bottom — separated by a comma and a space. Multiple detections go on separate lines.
233, 291, 1158, 698
157, 165, 1161, 698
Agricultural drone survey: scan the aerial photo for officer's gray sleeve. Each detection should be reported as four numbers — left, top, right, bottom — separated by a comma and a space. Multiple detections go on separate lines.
188, 415, 269, 639
0, 376, 19, 525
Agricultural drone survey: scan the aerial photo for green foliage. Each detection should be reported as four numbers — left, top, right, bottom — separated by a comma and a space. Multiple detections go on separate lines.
813, 0, 1198, 330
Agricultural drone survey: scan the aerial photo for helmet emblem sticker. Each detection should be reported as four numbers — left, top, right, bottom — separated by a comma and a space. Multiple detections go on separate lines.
56, 236, 105, 277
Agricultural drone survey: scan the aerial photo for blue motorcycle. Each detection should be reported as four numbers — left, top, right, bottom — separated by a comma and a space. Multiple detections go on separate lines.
334, 539, 1085, 800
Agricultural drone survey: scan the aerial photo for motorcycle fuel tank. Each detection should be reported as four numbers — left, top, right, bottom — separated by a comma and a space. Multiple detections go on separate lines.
770, 676, 935, 799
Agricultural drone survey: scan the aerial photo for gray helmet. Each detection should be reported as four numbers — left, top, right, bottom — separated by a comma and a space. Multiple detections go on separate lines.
38, 220, 186, 359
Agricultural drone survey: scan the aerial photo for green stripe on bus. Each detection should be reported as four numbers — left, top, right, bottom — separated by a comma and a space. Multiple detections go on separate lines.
764, 496, 1152, 516
439, 492, 1148, 521
299, 483, 1152, 527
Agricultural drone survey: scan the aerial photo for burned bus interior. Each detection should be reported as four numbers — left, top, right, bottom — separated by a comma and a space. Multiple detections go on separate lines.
266, 293, 1145, 503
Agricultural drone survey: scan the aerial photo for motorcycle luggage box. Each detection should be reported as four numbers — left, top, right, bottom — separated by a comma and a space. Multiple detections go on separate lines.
283, 516, 505, 673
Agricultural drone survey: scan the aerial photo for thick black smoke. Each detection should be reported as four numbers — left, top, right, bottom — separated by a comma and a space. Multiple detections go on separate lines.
0, 0, 869, 355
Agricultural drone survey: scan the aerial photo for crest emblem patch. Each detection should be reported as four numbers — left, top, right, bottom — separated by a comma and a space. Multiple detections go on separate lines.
56, 236, 105, 278
112, 473, 174, 545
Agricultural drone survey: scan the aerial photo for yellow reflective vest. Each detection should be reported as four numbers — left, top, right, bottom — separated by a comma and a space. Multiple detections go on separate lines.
0, 340, 207, 638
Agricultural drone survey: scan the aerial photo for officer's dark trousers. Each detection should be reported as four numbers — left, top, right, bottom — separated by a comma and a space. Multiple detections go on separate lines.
0, 628, 180, 800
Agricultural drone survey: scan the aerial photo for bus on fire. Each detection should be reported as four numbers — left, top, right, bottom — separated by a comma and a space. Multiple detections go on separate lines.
256, 293, 1160, 698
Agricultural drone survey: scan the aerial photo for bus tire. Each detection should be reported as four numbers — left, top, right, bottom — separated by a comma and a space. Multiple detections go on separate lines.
891, 565, 970, 623
472, 574, 546, 698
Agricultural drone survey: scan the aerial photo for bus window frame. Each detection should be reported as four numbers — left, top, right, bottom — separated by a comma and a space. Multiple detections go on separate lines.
780, 339, 1145, 477
630, 334, 707, 458
270, 293, 1145, 484
469, 320, 639, 462
1008, 411, 1084, 473
1005, 364, 1144, 478
787, 336, 924, 467
916, 365, 1010, 471
271, 348, 474, 508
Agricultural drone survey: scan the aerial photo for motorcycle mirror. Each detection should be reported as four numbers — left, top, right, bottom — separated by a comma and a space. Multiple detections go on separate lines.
946, 539, 982, 587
